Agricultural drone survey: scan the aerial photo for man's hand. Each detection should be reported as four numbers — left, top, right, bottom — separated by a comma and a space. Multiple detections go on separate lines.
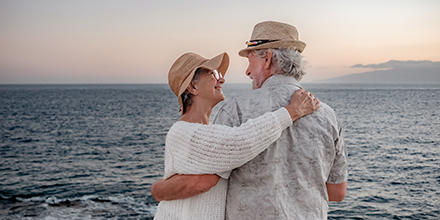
151, 174, 220, 202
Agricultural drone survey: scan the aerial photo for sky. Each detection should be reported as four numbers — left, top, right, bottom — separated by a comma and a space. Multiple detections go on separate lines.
1, 0, 439, 84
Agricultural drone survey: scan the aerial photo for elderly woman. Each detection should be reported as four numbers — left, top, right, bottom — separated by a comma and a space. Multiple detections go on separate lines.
152, 52, 319, 219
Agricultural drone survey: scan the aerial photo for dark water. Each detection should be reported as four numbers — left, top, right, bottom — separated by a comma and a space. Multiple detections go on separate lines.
1, 83, 439, 219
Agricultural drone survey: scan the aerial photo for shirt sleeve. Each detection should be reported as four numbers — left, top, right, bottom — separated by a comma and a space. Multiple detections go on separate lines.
165, 108, 292, 178
327, 120, 349, 184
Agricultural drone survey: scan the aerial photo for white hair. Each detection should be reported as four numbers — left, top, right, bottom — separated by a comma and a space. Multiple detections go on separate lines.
253, 48, 306, 81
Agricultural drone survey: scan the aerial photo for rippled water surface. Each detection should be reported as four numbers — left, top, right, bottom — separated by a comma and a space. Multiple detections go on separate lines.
1, 83, 439, 219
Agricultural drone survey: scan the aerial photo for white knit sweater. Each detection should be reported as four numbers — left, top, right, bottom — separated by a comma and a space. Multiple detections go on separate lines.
154, 108, 292, 220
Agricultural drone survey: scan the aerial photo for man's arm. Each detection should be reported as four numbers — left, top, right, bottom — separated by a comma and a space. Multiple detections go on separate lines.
326, 119, 348, 202
326, 181, 347, 202
151, 174, 220, 202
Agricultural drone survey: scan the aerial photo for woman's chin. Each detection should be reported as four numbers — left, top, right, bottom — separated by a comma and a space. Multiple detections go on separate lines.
213, 96, 225, 106
219, 95, 225, 102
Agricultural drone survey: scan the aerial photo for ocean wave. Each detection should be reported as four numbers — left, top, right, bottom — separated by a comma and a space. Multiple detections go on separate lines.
1, 194, 157, 220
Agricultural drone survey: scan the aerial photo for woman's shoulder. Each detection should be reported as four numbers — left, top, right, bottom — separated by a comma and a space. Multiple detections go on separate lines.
166, 121, 195, 145
169, 120, 232, 137
169, 120, 193, 132
168, 120, 206, 136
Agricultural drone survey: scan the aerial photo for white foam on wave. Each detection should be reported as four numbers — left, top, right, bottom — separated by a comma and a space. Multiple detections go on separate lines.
15, 196, 48, 202
13, 194, 157, 219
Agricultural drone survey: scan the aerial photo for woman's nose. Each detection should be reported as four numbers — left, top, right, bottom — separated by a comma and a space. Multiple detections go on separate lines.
218, 77, 225, 84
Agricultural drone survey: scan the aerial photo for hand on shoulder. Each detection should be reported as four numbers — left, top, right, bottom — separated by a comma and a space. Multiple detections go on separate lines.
285, 89, 320, 121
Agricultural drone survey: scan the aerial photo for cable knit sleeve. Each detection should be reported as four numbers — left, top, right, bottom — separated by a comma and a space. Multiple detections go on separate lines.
164, 107, 292, 179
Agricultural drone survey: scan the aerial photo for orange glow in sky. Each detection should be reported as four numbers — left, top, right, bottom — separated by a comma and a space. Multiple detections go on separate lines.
1, 0, 439, 84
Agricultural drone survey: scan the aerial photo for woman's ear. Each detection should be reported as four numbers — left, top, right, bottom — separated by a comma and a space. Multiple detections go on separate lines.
186, 81, 198, 96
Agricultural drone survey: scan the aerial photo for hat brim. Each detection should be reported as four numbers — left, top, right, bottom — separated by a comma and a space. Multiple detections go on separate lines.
238, 40, 306, 57
177, 52, 230, 109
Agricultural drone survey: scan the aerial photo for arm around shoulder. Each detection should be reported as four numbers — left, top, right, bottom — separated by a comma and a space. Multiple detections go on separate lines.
326, 181, 347, 202
171, 108, 292, 175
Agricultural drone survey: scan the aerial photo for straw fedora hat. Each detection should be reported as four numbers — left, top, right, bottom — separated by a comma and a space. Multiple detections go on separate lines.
238, 21, 306, 57
168, 52, 229, 111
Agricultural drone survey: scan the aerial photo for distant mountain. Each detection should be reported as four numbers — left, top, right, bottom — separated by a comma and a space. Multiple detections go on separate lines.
314, 60, 440, 83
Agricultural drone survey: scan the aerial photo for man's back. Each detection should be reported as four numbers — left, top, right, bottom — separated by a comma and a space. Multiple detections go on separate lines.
214, 75, 348, 220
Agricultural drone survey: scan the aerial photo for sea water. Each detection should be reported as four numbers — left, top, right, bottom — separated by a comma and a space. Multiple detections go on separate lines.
1, 83, 439, 219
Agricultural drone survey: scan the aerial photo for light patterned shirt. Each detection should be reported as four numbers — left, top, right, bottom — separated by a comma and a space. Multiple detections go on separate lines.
213, 75, 348, 220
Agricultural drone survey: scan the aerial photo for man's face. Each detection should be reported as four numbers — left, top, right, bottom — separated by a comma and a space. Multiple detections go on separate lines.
246, 52, 270, 90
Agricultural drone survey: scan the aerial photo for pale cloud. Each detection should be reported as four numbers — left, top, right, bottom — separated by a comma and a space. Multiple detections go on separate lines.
351, 60, 440, 69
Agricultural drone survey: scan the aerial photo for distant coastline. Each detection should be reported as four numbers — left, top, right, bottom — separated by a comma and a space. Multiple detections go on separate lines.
314, 68, 440, 83
314, 60, 440, 83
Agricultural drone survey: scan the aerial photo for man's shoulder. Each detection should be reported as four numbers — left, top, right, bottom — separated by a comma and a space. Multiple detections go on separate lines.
307, 101, 340, 127
318, 102, 336, 115
221, 87, 270, 111
222, 82, 297, 107
214, 88, 272, 126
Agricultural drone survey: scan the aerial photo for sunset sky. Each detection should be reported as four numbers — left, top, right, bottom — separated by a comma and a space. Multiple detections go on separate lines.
1, 0, 439, 84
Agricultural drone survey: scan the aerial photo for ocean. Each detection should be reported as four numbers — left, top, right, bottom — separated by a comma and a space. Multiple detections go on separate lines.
1, 83, 439, 219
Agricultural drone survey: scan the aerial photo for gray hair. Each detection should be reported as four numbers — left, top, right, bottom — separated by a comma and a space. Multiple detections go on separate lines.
253, 48, 306, 81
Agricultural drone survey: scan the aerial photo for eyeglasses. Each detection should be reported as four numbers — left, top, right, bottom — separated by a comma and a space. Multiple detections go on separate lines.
212, 70, 223, 80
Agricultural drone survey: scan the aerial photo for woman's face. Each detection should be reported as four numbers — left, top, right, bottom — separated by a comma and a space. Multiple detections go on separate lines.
193, 69, 226, 106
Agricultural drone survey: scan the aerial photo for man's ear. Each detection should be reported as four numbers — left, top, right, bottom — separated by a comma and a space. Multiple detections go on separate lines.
186, 82, 198, 96
264, 50, 273, 70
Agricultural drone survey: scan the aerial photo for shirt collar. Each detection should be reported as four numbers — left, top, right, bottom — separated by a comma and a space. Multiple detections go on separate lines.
261, 74, 303, 89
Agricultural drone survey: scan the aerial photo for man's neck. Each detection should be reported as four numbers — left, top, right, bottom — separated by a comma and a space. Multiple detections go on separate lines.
260, 74, 302, 89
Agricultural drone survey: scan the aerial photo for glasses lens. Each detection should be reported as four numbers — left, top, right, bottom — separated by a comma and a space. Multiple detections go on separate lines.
213, 70, 220, 80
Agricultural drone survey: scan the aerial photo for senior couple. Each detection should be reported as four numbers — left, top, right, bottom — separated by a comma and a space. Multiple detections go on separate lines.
151, 21, 348, 220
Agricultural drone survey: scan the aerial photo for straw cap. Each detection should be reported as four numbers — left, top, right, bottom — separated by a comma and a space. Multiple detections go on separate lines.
238, 21, 306, 57
168, 52, 229, 111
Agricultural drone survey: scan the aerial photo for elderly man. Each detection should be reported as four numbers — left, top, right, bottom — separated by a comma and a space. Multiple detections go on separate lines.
151, 21, 348, 220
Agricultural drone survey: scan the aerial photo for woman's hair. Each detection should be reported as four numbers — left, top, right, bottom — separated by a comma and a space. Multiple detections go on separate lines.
180, 68, 210, 114
253, 48, 306, 81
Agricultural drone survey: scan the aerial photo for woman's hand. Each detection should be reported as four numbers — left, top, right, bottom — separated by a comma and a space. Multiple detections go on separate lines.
285, 89, 320, 121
